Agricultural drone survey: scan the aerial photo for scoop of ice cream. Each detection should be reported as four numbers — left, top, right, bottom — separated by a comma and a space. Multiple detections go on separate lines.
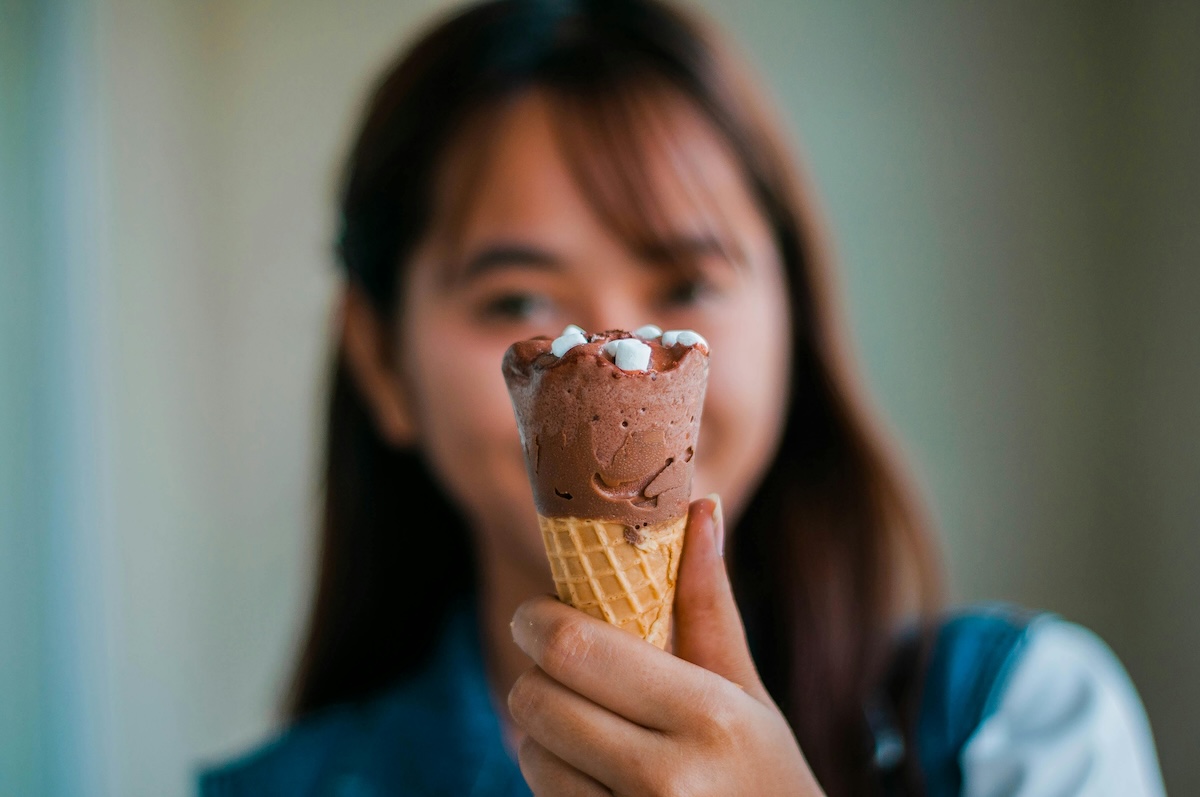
502, 326, 709, 526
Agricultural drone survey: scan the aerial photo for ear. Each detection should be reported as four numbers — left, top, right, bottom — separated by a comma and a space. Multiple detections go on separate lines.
338, 282, 417, 447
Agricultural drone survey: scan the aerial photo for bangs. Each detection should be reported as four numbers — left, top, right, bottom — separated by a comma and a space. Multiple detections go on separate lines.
430, 76, 750, 277
547, 76, 749, 274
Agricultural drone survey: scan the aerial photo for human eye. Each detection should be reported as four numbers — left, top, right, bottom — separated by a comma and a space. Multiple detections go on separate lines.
661, 276, 717, 308
476, 291, 556, 323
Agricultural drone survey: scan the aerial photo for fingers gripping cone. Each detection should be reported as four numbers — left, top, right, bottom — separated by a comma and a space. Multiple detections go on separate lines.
503, 326, 709, 649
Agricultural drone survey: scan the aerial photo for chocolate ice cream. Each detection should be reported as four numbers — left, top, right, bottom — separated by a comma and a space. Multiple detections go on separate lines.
502, 326, 709, 527
502, 324, 710, 648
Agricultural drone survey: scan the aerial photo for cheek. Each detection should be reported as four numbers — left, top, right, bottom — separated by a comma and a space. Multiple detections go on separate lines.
411, 337, 519, 462
711, 262, 790, 397
417, 347, 516, 448
692, 270, 791, 507
399, 306, 528, 521
703, 320, 788, 450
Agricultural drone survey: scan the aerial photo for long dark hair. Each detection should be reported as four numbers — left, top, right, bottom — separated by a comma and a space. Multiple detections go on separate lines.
287, 1, 944, 794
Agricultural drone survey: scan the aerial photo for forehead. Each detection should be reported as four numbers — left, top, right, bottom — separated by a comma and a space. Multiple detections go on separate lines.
428, 86, 765, 258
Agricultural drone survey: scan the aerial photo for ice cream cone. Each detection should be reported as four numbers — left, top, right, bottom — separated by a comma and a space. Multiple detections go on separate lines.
503, 325, 709, 647
539, 513, 685, 649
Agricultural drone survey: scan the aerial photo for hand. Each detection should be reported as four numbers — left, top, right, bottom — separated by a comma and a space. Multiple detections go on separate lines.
509, 496, 825, 796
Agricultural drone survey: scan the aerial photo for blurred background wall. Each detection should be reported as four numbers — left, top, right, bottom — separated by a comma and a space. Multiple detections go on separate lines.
1, 0, 1196, 794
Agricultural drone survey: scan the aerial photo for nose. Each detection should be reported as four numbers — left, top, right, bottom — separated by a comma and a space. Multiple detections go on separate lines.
578, 290, 656, 336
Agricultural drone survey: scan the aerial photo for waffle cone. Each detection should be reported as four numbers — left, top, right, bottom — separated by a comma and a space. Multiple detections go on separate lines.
539, 513, 686, 649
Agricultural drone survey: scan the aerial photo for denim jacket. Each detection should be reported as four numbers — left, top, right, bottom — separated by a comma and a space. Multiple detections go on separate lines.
196, 603, 1154, 796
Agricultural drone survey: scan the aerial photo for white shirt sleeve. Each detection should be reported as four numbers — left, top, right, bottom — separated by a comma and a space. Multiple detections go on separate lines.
960, 618, 1167, 797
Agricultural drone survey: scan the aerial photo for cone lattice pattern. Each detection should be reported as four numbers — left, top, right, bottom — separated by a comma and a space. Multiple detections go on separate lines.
540, 514, 685, 649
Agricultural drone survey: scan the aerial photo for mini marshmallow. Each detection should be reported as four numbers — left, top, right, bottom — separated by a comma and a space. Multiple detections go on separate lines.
633, 324, 663, 340
613, 338, 652, 371
561, 324, 586, 337
602, 340, 621, 358
551, 331, 587, 357
661, 329, 707, 349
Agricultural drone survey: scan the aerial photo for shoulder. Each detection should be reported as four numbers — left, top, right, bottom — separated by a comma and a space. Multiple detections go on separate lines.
959, 615, 1167, 796
911, 603, 1166, 797
916, 601, 1051, 756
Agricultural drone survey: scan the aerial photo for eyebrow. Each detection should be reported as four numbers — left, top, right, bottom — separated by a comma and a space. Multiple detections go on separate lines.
637, 231, 742, 266
457, 244, 563, 281
451, 230, 743, 285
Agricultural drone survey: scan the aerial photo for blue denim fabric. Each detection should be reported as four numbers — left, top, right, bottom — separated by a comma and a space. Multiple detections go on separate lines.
913, 603, 1049, 797
197, 602, 1043, 796
196, 602, 530, 797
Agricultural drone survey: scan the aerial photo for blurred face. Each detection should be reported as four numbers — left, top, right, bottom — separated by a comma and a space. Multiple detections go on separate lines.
393, 89, 791, 575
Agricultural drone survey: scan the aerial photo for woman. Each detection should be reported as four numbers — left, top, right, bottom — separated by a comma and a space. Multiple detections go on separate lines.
198, 0, 1166, 794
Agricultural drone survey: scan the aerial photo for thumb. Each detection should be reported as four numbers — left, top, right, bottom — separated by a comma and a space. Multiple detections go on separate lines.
672, 494, 769, 702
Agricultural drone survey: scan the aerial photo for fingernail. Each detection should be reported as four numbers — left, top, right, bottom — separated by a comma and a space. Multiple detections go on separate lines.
705, 492, 725, 556
511, 615, 533, 653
